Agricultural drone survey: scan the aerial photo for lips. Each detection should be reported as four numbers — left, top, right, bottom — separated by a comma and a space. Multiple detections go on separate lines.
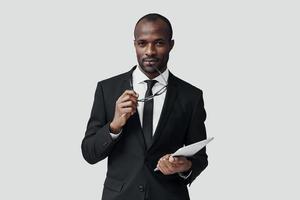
143, 59, 158, 62
144, 61, 157, 66
143, 58, 159, 66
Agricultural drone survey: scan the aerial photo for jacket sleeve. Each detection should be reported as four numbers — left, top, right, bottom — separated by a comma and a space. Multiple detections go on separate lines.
183, 91, 208, 186
81, 82, 119, 164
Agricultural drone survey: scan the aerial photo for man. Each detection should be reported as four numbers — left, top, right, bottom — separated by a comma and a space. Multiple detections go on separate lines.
81, 13, 208, 200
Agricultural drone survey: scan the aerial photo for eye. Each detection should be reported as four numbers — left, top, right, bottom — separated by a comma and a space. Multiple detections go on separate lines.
137, 41, 146, 47
156, 41, 165, 46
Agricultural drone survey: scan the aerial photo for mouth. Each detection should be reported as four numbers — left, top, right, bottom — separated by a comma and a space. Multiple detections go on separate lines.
143, 58, 159, 66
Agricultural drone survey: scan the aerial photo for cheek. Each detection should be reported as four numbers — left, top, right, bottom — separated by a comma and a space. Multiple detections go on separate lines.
157, 49, 170, 58
135, 52, 142, 60
135, 49, 144, 58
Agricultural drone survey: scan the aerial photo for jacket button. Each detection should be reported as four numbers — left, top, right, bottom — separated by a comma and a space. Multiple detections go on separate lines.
103, 142, 108, 146
138, 185, 144, 192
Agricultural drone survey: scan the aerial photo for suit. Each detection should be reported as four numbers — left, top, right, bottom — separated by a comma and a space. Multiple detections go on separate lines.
81, 66, 208, 200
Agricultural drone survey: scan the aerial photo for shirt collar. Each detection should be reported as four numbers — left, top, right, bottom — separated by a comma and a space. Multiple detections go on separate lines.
133, 65, 169, 86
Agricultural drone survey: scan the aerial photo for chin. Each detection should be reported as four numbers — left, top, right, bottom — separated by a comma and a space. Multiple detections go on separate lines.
139, 64, 156, 73
143, 66, 157, 73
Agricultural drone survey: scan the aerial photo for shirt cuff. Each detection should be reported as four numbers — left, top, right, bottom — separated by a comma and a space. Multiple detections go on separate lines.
178, 170, 193, 179
109, 130, 122, 140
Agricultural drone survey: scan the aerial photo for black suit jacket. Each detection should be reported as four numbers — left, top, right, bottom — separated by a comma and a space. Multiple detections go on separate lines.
81, 66, 208, 200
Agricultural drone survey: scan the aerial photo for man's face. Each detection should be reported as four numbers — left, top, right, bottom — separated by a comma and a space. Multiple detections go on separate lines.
134, 20, 174, 75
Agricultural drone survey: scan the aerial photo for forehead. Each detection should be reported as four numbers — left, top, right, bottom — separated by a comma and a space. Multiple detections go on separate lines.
135, 20, 169, 40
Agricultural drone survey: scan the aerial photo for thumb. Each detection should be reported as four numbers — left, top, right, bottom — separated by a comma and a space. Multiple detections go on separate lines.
169, 156, 177, 163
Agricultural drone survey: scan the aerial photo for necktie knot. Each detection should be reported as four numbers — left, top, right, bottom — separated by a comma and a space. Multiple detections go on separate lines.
144, 80, 157, 91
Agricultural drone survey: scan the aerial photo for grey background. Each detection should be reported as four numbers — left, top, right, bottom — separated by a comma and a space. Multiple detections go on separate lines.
1, 0, 299, 199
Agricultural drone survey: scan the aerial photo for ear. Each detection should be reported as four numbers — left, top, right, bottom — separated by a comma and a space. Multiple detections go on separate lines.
169, 39, 175, 51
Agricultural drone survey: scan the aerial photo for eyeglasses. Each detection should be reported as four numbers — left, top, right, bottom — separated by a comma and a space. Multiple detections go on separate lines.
129, 67, 168, 102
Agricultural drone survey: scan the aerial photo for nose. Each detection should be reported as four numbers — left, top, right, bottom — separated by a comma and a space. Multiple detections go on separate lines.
145, 44, 156, 56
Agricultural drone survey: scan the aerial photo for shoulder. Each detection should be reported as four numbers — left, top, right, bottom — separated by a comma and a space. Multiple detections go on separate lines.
169, 73, 206, 117
96, 70, 131, 88
170, 72, 203, 98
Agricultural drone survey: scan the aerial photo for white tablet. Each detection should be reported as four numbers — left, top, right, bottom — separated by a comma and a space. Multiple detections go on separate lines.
172, 137, 214, 157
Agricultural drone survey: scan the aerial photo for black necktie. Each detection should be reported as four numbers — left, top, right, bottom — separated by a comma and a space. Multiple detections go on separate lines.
143, 80, 157, 149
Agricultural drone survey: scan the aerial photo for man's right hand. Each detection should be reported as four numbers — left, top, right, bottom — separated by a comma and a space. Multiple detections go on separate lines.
110, 90, 139, 134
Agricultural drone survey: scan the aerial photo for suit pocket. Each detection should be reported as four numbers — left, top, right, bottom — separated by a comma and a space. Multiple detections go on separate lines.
104, 176, 125, 192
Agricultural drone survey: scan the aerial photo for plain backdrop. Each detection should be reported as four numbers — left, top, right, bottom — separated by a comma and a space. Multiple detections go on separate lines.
0, 0, 299, 199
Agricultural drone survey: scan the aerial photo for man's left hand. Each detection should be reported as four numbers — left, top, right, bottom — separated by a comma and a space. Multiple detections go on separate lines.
156, 154, 192, 175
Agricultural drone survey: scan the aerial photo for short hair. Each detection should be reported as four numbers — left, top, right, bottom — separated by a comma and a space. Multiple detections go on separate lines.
134, 13, 173, 40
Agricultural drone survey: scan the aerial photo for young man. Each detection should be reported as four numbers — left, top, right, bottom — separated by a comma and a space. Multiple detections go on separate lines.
82, 13, 208, 200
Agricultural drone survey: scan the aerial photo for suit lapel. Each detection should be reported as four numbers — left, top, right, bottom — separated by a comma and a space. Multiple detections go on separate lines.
148, 72, 178, 151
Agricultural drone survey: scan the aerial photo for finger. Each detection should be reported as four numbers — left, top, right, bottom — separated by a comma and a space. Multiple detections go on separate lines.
169, 156, 187, 164
119, 113, 130, 120
157, 163, 165, 173
163, 162, 176, 174
118, 99, 138, 111
157, 154, 173, 174
169, 156, 176, 163
119, 101, 137, 109
120, 107, 136, 115
119, 94, 138, 104
120, 113, 127, 118
159, 156, 170, 166
175, 157, 188, 164
119, 90, 138, 100
161, 154, 171, 160
122, 90, 137, 97
129, 90, 139, 97
119, 95, 136, 103
160, 155, 173, 165
158, 161, 171, 174
166, 161, 184, 174
120, 110, 136, 120
132, 91, 139, 98
159, 159, 175, 173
